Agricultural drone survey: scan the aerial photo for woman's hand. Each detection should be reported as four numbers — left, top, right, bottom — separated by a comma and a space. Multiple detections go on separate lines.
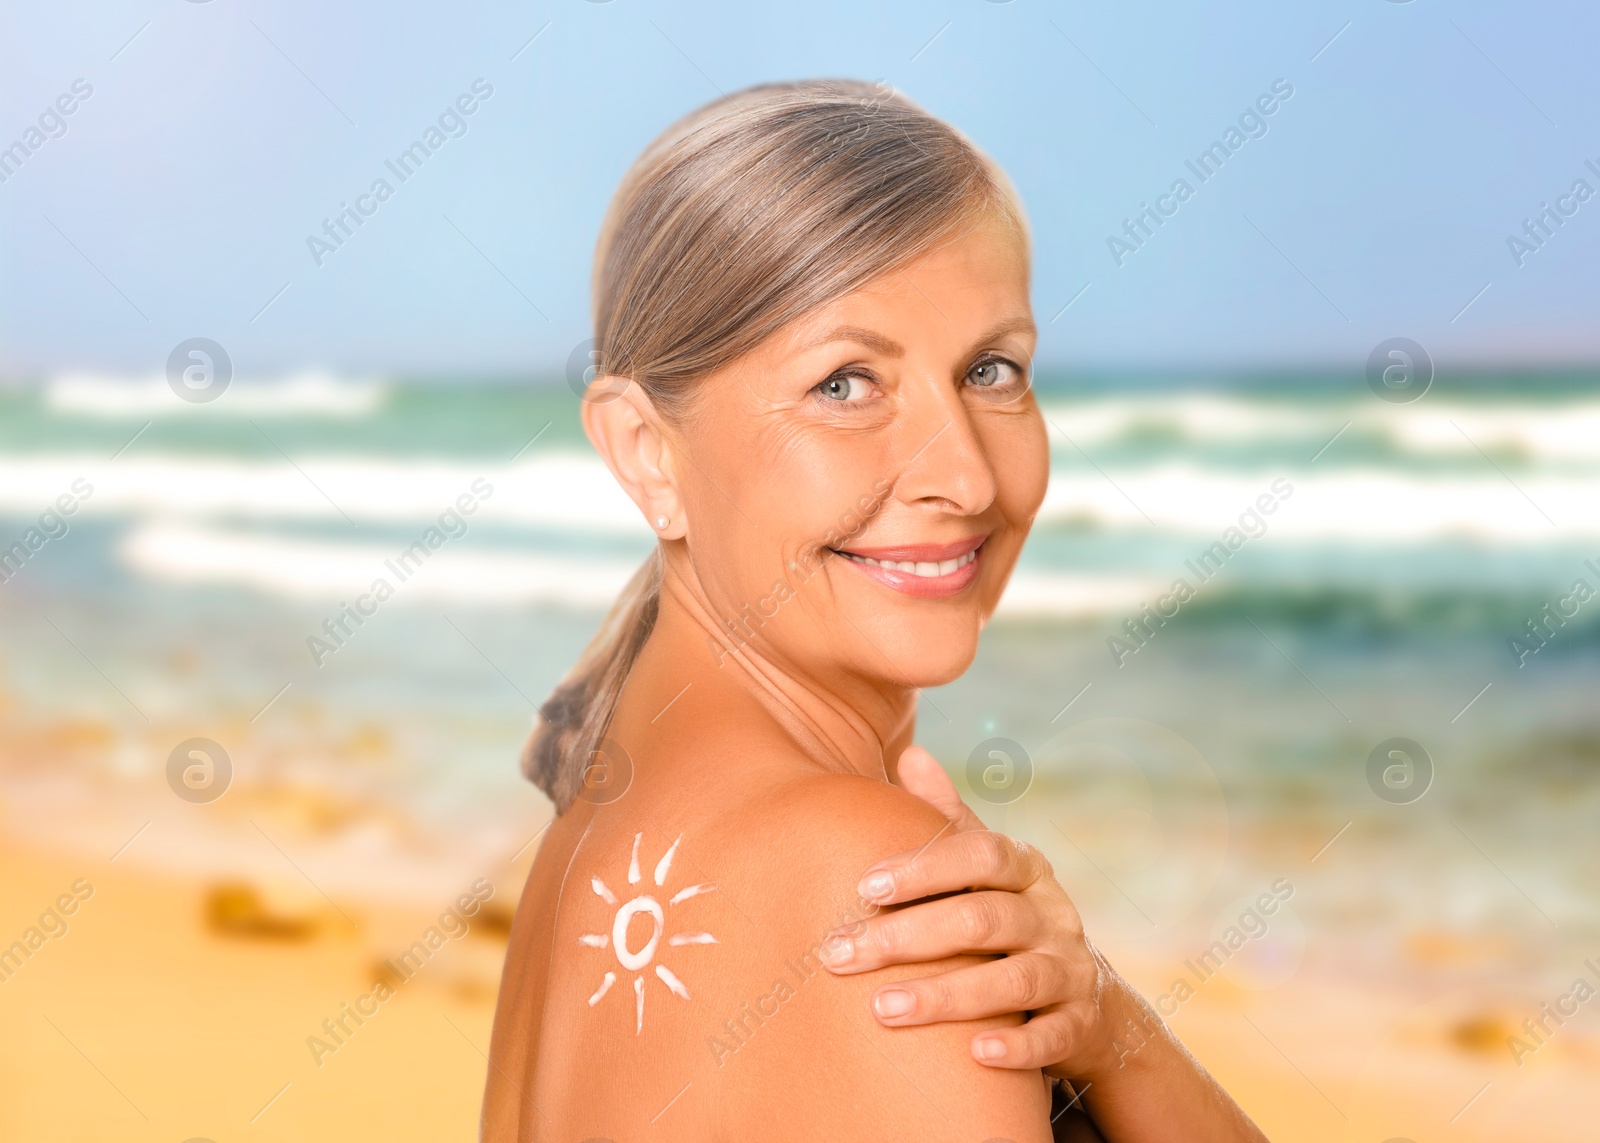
818, 745, 1126, 1080
821, 746, 1270, 1143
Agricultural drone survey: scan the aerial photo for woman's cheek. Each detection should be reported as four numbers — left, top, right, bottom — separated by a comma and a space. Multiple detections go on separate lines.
1022, 431, 1051, 519
790, 444, 889, 547
992, 410, 1051, 522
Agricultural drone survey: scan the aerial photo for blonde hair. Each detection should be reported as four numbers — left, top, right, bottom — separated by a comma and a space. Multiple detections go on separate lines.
522, 79, 1026, 811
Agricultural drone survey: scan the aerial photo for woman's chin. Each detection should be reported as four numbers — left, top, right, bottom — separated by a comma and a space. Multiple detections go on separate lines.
853, 624, 982, 688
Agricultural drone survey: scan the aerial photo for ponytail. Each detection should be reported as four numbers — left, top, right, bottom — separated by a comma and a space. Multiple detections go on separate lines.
521, 550, 662, 812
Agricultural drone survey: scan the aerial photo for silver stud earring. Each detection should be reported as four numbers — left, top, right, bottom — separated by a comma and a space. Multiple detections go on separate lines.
654, 515, 669, 530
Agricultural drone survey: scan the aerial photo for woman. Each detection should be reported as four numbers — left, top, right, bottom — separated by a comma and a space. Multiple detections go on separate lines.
484, 80, 1267, 1142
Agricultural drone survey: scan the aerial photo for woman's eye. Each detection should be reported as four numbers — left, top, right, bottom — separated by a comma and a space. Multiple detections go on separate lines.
967, 358, 1021, 389
816, 373, 872, 402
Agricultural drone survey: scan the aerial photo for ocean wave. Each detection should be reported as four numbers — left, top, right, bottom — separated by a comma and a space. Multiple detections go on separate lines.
0, 452, 643, 533
1039, 395, 1600, 463
119, 522, 639, 607
1035, 464, 1600, 540
46, 371, 388, 417
5, 453, 1599, 542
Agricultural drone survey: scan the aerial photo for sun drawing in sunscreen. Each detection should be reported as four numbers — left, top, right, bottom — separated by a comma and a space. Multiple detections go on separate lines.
581, 832, 716, 1033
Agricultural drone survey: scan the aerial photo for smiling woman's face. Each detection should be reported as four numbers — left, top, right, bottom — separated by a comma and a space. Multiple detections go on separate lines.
669, 214, 1048, 688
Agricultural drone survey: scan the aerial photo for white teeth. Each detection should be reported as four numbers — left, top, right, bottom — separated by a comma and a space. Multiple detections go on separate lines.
839, 549, 977, 578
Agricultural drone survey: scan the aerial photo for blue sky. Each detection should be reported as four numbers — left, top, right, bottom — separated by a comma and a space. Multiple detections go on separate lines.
2, 0, 1597, 377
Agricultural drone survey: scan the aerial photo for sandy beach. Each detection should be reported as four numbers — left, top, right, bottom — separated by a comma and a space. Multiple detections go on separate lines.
4, 816, 1594, 1143
0, 822, 518, 1142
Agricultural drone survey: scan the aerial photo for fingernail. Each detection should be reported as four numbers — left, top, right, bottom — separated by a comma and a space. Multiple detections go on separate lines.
819, 934, 853, 967
859, 871, 894, 902
973, 1038, 1007, 1061
873, 989, 914, 1018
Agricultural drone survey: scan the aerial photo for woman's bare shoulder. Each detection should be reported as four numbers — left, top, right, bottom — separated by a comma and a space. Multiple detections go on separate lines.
714, 768, 954, 869
678, 767, 958, 940
671, 770, 1052, 1142
634, 732, 956, 922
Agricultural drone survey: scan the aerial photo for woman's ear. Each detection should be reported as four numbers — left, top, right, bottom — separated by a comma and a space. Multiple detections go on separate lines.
580, 380, 685, 539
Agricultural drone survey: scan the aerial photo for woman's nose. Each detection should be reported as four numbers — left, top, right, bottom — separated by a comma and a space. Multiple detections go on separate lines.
889, 381, 999, 517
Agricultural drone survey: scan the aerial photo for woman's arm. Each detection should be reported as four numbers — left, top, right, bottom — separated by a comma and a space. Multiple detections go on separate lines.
820, 747, 1268, 1143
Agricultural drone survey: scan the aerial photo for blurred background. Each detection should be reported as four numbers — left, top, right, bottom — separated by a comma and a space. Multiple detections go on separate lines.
3, 1, 1597, 1140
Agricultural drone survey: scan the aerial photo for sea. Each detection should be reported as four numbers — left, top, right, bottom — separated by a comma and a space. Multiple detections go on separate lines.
1, 369, 1596, 1016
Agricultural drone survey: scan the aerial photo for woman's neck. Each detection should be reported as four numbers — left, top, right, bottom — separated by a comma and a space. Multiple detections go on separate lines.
617, 555, 916, 783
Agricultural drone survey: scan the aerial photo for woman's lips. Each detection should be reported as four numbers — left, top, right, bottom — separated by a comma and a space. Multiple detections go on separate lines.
830, 536, 986, 599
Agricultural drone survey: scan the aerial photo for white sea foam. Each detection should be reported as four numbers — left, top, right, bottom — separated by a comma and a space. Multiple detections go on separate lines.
996, 570, 1164, 617
1035, 464, 1595, 541
46, 371, 388, 416
119, 522, 640, 608
5, 451, 1598, 543
1039, 396, 1600, 463
0, 452, 643, 532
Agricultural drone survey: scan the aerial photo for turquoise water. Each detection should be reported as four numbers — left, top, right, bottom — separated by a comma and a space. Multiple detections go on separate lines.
1, 372, 1596, 988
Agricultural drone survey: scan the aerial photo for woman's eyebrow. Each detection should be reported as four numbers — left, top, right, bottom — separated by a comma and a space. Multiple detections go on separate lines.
796, 315, 1036, 359
796, 326, 905, 357
968, 315, 1037, 347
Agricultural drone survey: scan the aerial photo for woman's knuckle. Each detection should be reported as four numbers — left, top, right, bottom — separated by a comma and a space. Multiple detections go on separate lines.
869, 917, 902, 958
1049, 955, 1081, 1001
921, 974, 956, 1014
956, 893, 1002, 945
1035, 849, 1057, 881
1007, 1028, 1043, 1064
1006, 1026, 1046, 1066
1041, 1016, 1075, 1059
1009, 838, 1040, 876
974, 831, 1010, 876
1000, 954, 1043, 1003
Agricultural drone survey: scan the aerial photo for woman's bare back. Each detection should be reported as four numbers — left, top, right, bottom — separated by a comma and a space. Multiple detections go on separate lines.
483, 718, 1052, 1143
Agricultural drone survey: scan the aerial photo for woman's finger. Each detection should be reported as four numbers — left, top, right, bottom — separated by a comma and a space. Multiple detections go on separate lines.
822, 890, 1046, 973
970, 1008, 1095, 1071
893, 744, 988, 832
855, 828, 1053, 906
860, 951, 1076, 1027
